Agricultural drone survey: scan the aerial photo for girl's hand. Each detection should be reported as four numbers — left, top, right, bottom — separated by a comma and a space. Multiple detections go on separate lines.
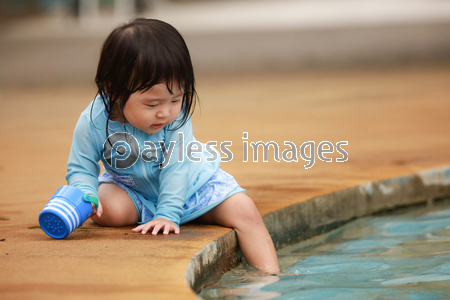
132, 218, 180, 235
90, 200, 103, 218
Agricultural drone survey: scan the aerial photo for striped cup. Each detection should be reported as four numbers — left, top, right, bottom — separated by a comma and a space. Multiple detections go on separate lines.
39, 185, 92, 239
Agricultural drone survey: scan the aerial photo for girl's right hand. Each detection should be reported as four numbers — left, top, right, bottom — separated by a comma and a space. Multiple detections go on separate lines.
132, 218, 180, 235
91, 200, 103, 218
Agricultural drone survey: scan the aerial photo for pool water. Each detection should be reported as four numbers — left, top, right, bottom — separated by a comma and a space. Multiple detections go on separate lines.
200, 201, 450, 299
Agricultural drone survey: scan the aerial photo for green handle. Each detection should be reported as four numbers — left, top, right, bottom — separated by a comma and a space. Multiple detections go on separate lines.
83, 194, 99, 209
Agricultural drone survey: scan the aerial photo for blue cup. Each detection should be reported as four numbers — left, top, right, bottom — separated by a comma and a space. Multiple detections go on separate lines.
39, 185, 92, 239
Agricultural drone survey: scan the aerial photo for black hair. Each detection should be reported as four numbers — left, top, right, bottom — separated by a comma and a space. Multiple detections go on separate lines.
94, 18, 197, 134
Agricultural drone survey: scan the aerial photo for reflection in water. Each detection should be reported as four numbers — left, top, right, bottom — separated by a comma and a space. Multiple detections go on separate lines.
201, 272, 281, 299
201, 201, 450, 299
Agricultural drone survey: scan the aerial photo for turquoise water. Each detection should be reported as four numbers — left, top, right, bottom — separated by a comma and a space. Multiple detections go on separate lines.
200, 201, 450, 299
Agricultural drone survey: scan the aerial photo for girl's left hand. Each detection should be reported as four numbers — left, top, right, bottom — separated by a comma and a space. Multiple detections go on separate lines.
132, 218, 180, 235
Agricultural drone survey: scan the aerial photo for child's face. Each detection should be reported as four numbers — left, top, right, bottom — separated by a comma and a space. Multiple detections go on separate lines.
122, 83, 183, 134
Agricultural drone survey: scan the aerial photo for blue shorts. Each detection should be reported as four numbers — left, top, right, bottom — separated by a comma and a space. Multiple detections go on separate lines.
98, 168, 246, 224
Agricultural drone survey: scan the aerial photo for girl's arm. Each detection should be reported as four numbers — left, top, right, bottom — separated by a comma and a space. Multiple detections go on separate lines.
66, 112, 102, 199
153, 115, 194, 227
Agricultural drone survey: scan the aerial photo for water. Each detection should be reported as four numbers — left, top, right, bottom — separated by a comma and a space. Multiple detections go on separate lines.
200, 201, 450, 299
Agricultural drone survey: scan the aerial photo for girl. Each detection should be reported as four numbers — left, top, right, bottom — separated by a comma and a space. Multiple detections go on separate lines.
66, 18, 279, 274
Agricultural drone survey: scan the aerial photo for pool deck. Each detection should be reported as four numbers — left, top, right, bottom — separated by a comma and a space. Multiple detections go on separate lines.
0, 65, 450, 299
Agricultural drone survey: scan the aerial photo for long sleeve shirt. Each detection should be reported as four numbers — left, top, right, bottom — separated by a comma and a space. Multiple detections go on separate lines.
66, 96, 220, 226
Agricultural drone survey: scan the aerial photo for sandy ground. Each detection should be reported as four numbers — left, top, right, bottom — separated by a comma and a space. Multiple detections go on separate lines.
0, 65, 449, 299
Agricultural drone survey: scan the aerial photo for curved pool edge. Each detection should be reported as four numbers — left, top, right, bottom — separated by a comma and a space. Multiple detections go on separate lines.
185, 166, 450, 294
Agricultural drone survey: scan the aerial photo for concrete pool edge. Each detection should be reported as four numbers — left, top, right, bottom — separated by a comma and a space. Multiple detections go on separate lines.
185, 166, 450, 294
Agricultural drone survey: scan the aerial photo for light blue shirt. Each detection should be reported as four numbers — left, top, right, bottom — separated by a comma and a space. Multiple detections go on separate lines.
66, 96, 220, 226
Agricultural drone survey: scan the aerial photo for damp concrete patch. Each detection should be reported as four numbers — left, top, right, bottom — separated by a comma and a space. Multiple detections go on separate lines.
185, 166, 450, 294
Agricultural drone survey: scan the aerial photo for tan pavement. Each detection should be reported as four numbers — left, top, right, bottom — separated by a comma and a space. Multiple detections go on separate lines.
0, 65, 449, 299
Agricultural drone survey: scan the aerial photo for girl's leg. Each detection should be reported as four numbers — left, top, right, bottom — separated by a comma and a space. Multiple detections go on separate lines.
196, 193, 280, 274
90, 183, 139, 227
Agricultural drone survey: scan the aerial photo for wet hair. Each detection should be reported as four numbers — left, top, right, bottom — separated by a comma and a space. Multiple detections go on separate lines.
94, 18, 197, 132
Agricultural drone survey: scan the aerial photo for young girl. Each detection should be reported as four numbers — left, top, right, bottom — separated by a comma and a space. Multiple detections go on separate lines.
66, 18, 279, 274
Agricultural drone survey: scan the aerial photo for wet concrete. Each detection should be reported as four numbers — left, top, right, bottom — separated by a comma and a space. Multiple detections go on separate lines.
0, 65, 449, 298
